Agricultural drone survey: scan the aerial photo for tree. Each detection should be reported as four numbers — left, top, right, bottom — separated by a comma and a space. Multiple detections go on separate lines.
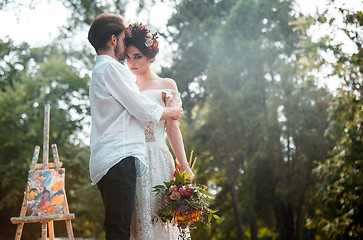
0, 39, 101, 239
0, 1, 164, 238
161, 0, 238, 124
301, 3, 363, 239
193, 0, 305, 238
166, 0, 334, 239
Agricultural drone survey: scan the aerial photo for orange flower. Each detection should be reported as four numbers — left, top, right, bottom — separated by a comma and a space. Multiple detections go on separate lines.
173, 162, 181, 178
152, 151, 219, 230
172, 208, 201, 225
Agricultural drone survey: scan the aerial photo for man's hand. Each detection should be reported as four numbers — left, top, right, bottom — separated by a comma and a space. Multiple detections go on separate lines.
170, 106, 183, 120
160, 106, 183, 120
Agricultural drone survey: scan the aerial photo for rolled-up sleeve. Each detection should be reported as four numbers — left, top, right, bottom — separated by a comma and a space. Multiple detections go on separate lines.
103, 62, 163, 123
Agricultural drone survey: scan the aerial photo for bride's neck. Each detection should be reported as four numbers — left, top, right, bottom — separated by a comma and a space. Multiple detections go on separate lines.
136, 69, 155, 83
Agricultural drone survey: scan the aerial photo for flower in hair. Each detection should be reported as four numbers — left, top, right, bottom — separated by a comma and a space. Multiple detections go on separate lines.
145, 39, 153, 47
125, 27, 132, 38
126, 22, 159, 53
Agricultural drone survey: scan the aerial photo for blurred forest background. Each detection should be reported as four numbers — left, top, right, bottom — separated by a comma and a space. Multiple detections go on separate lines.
0, 0, 362, 239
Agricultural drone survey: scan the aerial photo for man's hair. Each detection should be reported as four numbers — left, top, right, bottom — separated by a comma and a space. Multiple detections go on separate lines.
88, 13, 126, 51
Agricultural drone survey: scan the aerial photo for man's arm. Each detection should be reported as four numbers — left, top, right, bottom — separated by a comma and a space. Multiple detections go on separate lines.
104, 63, 181, 122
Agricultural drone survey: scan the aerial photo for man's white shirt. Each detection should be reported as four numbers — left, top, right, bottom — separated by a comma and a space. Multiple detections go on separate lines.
89, 55, 163, 185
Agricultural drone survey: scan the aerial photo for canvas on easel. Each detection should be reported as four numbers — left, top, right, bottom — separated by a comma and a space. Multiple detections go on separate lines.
10, 104, 75, 240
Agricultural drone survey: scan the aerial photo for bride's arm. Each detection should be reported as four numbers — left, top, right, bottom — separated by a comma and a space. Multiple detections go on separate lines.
166, 119, 194, 181
162, 78, 194, 181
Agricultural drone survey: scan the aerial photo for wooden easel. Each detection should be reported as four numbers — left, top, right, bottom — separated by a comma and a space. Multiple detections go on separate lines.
10, 104, 75, 240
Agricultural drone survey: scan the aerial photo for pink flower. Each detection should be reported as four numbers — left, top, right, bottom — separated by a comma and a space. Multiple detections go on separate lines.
145, 39, 153, 47
186, 187, 195, 196
169, 185, 178, 193
125, 28, 132, 38
179, 187, 187, 196
170, 191, 181, 200
139, 25, 147, 31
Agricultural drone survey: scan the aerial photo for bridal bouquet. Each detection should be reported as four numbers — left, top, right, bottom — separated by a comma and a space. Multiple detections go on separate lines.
152, 151, 219, 238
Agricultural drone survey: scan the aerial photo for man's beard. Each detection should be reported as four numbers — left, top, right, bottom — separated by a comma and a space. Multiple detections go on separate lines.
114, 41, 125, 62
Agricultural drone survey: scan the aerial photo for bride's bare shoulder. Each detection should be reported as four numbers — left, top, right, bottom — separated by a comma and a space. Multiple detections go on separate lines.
159, 77, 178, 91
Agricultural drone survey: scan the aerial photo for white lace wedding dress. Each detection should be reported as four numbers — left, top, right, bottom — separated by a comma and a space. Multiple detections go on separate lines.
130, 89, 181, 240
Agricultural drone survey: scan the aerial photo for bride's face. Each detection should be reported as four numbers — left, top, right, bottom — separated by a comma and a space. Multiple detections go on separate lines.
125, 45, 152, 75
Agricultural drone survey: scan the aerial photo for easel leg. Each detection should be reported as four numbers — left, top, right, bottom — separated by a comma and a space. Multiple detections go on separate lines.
14, 189, 29, 240
48, 221, 55, 240
14, 223, 24, 240
41, 222, 47, 240
65, 219, 74, 240
62, 189, 74, 240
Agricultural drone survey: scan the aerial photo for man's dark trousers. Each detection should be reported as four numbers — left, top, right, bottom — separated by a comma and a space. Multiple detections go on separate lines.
97, 157, 137, 240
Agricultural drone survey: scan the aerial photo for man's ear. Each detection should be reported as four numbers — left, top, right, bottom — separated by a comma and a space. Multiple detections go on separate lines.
111, 34, 117, 45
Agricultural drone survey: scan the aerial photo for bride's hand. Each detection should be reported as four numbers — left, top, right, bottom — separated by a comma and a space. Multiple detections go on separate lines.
181, 167, 194, 182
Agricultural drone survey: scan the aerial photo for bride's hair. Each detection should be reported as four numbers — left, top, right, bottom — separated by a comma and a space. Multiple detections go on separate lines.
125, 23, 159, 59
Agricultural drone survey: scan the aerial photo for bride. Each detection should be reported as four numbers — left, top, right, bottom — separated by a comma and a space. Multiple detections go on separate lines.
125, 23, 194, 239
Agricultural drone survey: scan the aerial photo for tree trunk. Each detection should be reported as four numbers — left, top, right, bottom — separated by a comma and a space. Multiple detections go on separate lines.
295, 205, 301, 240
287, 202, 294, 240
275, 200, 295, 240
249, 216, 258, 240
230, 184, 244, 240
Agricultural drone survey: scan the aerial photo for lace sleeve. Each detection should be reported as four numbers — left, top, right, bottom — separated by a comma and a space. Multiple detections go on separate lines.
163, 90, 182, 107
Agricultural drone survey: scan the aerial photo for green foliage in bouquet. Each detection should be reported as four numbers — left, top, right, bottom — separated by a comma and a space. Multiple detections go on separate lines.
152, 151, 220, 238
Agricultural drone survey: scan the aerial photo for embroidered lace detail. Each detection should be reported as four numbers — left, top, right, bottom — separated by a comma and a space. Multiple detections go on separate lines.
164, 90, 182, 107
145, 123, 156, 142
130, 144, 181, 240
131, 89, 186, 240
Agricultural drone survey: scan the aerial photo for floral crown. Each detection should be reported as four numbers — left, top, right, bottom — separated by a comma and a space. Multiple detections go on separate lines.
125, 22, 159, 53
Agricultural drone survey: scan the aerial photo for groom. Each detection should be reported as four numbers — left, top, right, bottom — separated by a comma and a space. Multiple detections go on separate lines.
87, 13, 183, 239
